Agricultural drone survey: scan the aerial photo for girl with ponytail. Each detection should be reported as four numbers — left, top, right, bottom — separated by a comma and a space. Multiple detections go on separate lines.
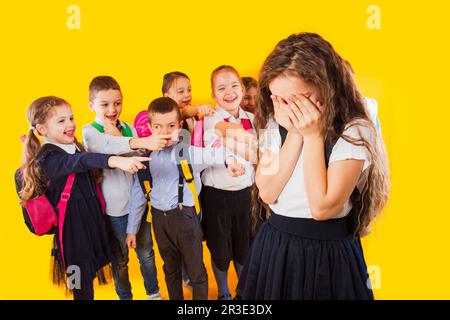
19, 96, 150, 300
237, 33, 390, 300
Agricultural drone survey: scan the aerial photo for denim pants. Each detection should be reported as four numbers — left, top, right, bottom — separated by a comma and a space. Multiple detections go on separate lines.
106, 214, 159, 300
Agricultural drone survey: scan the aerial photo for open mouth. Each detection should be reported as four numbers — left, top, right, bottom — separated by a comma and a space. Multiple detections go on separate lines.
105, 114, 118, 123
181, 100, 191, 107
224, 97, 237, 104
64, 129, 75, 138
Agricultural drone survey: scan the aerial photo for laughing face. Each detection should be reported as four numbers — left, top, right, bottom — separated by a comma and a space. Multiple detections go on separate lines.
212, 71, 243, 116
89, 89, 123, 125
36, 104, 76, 144
164, 76, 192, 108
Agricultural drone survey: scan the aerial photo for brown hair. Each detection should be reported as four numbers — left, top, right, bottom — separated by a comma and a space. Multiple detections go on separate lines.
147, 97, 182, 123
89, 76, 121, 101
241, 76, 258, 91
253, 32, 390, 237
20, 96, 88, 202
210, 65, 242, 92
161, 71, 190, 94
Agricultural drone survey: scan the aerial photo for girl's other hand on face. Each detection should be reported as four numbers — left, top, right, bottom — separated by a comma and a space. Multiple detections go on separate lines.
288, 94, 323, 138
271, 95, 298, 134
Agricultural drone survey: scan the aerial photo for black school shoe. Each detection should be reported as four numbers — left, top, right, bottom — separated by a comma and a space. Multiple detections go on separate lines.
218, 293, 232, 300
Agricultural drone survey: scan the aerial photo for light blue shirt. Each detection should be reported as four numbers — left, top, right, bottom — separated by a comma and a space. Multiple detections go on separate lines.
127, 142, 234, 234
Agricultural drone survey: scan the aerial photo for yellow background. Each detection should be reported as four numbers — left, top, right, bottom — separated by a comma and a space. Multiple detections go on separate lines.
1, 0, 449, 299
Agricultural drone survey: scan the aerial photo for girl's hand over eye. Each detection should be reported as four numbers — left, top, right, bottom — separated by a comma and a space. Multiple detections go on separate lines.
287, 94, 324, 138
271, 95, 299, 134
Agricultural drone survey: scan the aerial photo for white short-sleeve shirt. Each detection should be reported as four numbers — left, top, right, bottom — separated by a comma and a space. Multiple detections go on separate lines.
260, 117, 374, 219
201, 106, 255, 191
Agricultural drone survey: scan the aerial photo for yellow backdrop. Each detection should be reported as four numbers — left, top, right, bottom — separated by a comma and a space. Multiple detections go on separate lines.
1, 0, 449, 299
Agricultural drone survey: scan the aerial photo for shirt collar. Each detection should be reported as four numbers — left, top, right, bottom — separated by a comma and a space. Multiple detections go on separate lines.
94, 117, 125, 129
43, 140, 79, 154
215, 105, 249, 121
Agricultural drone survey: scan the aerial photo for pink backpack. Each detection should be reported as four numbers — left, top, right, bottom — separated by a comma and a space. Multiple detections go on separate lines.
134, 110, 152, 138
15, 168, 106, 237
191, 115, 253, 147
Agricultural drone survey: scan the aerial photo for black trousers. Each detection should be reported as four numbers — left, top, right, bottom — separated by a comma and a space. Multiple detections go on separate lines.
152, 206, 208, 300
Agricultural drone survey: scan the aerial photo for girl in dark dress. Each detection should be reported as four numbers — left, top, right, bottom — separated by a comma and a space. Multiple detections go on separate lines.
19, 96, 150, 300
237, 33, 391, 300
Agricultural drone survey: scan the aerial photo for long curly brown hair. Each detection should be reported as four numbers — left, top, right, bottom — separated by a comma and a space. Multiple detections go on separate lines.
252, 32, 391, 237
20, 96, 93, 202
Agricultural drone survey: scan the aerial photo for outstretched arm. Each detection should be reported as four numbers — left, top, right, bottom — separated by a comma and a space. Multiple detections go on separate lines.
181, 104, 215, 119
40, 151, 149, 179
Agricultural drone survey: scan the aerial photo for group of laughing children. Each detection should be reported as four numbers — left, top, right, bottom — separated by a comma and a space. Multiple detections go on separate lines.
19, 65, 256, 300
18, 33, 390, 301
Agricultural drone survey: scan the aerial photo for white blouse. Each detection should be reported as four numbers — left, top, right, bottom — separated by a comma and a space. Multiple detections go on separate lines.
259, 117, 374, 219
201, 106, 255, 191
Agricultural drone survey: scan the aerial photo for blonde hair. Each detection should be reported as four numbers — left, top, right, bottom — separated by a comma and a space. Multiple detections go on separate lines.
20, 96, 87, 202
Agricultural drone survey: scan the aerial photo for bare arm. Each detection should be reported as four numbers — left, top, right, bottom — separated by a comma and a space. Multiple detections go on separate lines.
181, 105, 199, 118
181, 104, 215, 119
302, 135, 364, 220
256, 132, 303, 204
215, 121, 256, 162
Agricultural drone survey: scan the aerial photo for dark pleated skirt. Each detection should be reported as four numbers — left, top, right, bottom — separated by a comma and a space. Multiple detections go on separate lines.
50, 171, 112, 294
237, 211, 374, 300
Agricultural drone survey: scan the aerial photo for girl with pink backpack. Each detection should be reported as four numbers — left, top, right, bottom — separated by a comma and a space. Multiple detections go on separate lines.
17, 96, 150, 300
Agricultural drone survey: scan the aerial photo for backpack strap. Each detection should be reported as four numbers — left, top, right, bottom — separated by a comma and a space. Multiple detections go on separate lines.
57, 173, 76, 270
223, 113, 254, 131
191, 117, 205, 147
278, 125, 288, 147
120, 122, 133, 138
210, 114, 254, 148
91, 121, 105, 133
175, 146, 201, 215
95, 183, 106, 214
137, 159, 152, 201
241, 110, 254, 131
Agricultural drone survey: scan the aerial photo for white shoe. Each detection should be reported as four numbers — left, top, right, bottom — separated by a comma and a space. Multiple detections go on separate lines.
147, 292, 163, 300
183, 279, 193, 292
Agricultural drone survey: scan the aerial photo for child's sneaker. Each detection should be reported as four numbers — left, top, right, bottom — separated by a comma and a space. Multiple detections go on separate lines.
218, 293, 232, 300
147, 292, 163, 300
183, 279, 193, 292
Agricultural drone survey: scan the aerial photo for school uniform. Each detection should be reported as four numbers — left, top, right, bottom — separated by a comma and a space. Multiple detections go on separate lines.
128, 141, 234, 300
200, 106, 254, 272
237, 118, 375, 300
82, 119, 159, 300
36, 142, 112, 300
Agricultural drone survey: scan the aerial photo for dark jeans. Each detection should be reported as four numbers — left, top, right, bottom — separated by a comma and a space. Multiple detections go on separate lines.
106, 214, 159, 300
152, 206, 208, 300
